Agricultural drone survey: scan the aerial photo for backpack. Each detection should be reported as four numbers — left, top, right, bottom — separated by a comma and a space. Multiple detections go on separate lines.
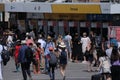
1, 46, 10, 66
60, 50, 67, 60
25, 47, 33, 62
102, 57, 111, 73
49, 52, 57, 65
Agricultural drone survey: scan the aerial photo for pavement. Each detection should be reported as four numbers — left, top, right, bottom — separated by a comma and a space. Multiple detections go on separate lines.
2, 57, 98, 80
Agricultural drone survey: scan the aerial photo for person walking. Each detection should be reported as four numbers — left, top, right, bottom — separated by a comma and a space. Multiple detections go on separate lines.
48, 47, 57, 80
43, 36, 55, 74
0, 43, 3, 80
110, 47, 120, 80
58, 42, 68, 80
14, 40, 21, 72
81, 32, 91, 63
64, 32, 72, 62
18, 40, 33, 80
32, 43, 41, 74
72, 33, 82, 62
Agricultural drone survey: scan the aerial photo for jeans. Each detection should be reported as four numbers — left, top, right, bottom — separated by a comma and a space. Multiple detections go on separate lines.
44, 56, 49, 73
48, 64, 56, 80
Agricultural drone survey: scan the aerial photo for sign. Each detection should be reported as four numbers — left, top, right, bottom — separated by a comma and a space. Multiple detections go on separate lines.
5, 3, 24, 12
44, 13, 86, 20
100, 3, 110, 14
0, 3, 4, 11
24, 3, 52, 13
110, 4, 120, 14
52, 4, 101, 13
5, 2, 52, 13
27, 13, 44, 19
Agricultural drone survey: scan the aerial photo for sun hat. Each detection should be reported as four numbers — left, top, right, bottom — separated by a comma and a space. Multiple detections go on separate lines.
59, 42, 66, 48
21, 40, 26, 44
47, 36, 52, 40
26, 32, 29, 35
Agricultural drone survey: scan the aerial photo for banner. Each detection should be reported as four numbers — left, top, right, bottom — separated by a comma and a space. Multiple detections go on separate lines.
52, 4, 101, 14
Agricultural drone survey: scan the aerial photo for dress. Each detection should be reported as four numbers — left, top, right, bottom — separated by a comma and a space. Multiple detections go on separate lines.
81, 37, 91, 54
72, 37, 82, 60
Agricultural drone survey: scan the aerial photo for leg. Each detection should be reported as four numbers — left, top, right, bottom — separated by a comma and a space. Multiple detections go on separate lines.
0, 62, 3, 80
48, 65, 52, 80
21, 63, 27, 80
26, 62, 32, 80
52, 66, 55, 80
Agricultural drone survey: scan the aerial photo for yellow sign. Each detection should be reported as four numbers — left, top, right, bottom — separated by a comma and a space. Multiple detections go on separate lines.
52, 4, 101, 14
0, 4, 4, 11
44, 13, 86, 20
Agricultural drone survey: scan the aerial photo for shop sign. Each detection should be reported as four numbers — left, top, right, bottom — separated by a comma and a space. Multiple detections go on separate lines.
52, 4, 101, 14
44, 13, 86, 20
27, 13, 44, 19
24, 3, 52, 13
110, 4, 120, 14
100, 3, 110, 14
5, 3, 24, 12
0, 3, 4, 11
87, 14, 112, 21
5, 2, 52, 13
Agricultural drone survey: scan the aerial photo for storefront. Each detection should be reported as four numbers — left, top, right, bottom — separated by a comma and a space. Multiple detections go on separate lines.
5, 2, 112, 38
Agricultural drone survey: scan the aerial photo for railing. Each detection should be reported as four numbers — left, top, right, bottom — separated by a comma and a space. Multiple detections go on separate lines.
0, 0, 120, 3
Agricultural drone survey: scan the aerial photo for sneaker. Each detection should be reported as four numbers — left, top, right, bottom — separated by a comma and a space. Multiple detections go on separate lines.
82, 61, 87, 64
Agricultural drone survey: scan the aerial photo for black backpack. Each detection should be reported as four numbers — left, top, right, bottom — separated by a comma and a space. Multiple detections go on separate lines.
49, 52, 57, 65
25, 47, 33, 62
1, 46, 10, 66
60, 50, 67, 60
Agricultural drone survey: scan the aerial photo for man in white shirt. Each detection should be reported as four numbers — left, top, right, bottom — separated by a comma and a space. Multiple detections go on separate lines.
37, 34, 46, 49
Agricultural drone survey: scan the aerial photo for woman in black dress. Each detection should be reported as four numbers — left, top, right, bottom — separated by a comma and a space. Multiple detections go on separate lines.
72, 33, 82, 62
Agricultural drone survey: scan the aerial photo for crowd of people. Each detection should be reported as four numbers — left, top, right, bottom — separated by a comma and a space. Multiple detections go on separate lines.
0, 28, 120, 80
